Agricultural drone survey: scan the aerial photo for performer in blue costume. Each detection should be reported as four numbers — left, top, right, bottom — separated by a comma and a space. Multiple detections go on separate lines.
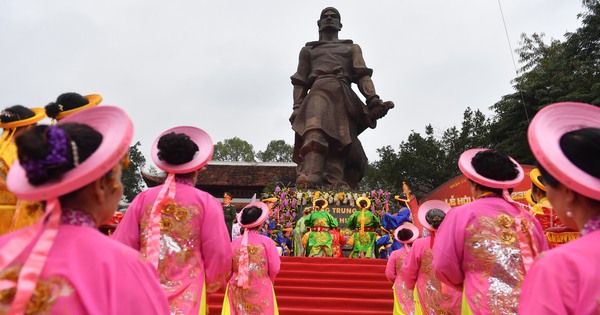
381, 194, 413, 256
375, 229, 393, 259
274, 228, 293, 256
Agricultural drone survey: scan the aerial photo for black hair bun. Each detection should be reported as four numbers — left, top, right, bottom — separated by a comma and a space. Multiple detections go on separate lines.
157, 132, 199, 165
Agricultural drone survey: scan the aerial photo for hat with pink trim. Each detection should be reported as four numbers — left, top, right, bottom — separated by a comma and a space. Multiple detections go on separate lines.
237, 201, 269, 290
418, 199, 451, 232
458, 148, 524, 189
394, 223, 420, 243
238, 202, 269, 229
7, 106, 133, 200
151, 126, 213, 174
144, 126, 213, 269
528, 102, 600, 200
1, 106, 132, 314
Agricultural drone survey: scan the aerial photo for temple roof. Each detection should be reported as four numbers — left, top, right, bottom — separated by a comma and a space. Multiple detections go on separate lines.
142, 161, 296, 199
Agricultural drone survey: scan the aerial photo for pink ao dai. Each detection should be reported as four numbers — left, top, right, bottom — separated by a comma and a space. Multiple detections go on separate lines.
403, 236, 461, 314
0, 223, 169, 314
519, 230, 600, 314
385, 247, 415, 315
432, 197, 548, 314
113, 182, 232, 315
225, 231, 281, 315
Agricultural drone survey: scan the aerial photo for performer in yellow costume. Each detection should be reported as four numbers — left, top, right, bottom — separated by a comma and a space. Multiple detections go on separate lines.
9, 93, 102, 232
526, 167, 579, 247
0, 105, 46, 235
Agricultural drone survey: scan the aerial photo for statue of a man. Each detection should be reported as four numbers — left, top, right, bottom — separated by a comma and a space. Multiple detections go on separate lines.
290, 7, 394, 189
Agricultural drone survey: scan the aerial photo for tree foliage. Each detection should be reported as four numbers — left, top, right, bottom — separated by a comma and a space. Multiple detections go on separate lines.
364, 3, 600, 198
256, 140, 293, 162
121, 141, 146, 202
583, 0, 600, 9
362, 109, 491, 199
213, 137, 256, 162
489, 3, 600, 163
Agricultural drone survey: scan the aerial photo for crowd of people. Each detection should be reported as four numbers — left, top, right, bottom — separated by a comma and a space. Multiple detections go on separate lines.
219, 190, 415, 260
382, 102, 600, 314
0, 95, 599, 314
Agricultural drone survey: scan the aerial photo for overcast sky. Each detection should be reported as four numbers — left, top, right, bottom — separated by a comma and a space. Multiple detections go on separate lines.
0, 1, 586, 166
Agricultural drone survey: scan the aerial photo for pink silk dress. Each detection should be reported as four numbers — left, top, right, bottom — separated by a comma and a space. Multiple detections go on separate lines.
403, 236, 461, 315
432, 197, 549, 314
224, 230, 281, 315
385, 247, 415, 315
519, 221, 600, 314
113, 180, 232, 315
0, 208, 169, 314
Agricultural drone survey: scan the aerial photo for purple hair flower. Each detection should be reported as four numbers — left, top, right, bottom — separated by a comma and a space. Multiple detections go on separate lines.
371, 190, 376, 197
21, 126, 71, 182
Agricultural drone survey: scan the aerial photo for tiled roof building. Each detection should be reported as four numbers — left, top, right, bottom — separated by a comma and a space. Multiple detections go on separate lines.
142, 161, 296, 202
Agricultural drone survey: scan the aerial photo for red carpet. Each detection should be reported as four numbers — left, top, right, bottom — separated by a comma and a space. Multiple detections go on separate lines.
208, 256, 394, 314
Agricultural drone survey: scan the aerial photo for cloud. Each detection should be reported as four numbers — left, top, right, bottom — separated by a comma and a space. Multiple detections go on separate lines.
0, 0, 584, 163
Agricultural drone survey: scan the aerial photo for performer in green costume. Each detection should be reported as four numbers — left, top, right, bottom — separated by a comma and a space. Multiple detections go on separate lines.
347, 196, 381, 258
305, 198, 338, 257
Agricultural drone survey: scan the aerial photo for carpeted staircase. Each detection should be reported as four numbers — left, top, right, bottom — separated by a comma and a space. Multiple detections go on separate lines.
208, 256, 394, 314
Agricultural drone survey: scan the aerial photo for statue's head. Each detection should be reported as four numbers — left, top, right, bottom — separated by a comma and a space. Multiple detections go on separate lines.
317, 7, 342, 32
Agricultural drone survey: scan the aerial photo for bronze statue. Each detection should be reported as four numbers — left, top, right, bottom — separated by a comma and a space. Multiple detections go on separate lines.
290, 7, 394, 190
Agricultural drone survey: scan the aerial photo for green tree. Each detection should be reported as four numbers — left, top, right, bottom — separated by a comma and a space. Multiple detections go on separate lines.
213, 137, 256, 162
360, 145, 401, 192
256, 140, 293, 162
362, 108, 491, 199
365, 4, 599, 198
441, 108, 492, 168
121, 141, 146, 202
361, 125, 448, 199
489, 3, 600, 163
583, 0, 600, 9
